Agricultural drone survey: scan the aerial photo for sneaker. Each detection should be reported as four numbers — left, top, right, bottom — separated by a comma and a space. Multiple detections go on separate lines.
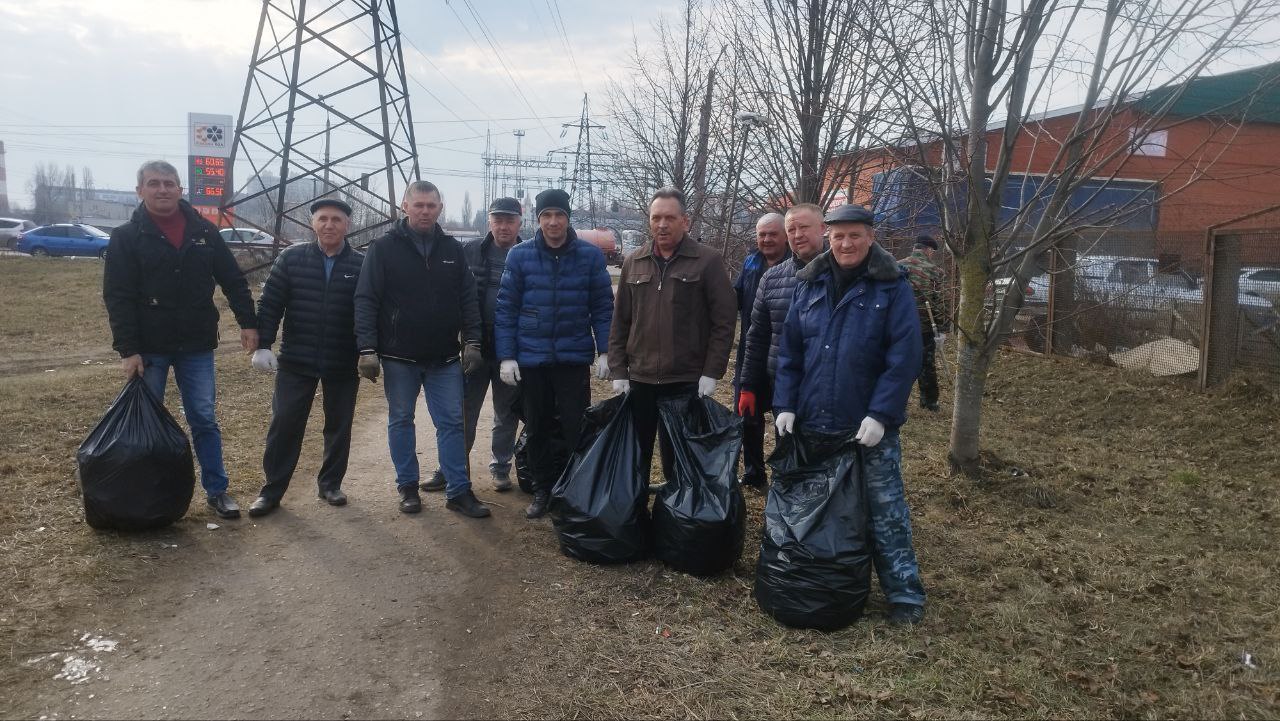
207, 493, 241, 519
525, 491, 551, 519
492, 471, 513, 493
888, 603, 926, 626
446, 490, 491, 518
398, 486, 422, 514
420, 471, 447, 492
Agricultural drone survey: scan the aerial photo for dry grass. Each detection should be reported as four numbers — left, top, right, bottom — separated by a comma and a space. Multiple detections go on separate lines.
489, 354, 1280, 720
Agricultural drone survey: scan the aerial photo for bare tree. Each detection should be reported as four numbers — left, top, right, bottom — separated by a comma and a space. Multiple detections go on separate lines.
27, 163, 75, 225
461, 191, 474, 232
875, 0, 1280, 475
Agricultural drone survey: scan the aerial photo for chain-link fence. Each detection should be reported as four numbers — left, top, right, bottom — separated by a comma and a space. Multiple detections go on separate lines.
992, 224, 1280, 384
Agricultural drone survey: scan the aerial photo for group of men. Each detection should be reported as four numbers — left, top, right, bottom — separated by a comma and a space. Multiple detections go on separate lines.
103, 158, 941, 625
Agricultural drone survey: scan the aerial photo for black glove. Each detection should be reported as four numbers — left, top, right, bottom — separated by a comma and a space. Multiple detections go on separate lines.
462, 344, 483, 376
358, 353, 380, 382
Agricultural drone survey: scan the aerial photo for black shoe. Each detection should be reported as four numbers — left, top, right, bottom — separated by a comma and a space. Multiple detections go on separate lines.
446, 490, 491, 518
247, 496, 278, 517
920, 400, 940, 412
888, 603, 926, 626
420, 471, 447, 493
525, 491, 551, 519
319, 488, 347, 506
492, 472, 513, 493
207, 493, 241, 519
398, 486, 422, 514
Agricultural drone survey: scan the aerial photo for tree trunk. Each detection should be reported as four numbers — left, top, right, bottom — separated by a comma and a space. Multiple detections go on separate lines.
948, 238, 995, 478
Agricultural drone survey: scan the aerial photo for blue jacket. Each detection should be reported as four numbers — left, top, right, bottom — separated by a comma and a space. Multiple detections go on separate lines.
773, 244, 922, 436
495, 229, 614, 367
732, 248, 787, 387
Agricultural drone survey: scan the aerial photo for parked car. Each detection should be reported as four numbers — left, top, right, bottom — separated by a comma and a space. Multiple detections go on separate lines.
16, 223, 111, 258
219, 227, 277, 246
1239, 266, 1280, 305
0, 217, 37, 249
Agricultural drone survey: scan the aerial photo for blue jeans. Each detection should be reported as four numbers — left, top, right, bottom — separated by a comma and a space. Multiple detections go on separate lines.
140, 351, 228, 497
863, 435, 926, 606
382, 359, 471, 498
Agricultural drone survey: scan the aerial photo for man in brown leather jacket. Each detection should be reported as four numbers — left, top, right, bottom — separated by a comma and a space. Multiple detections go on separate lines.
608, 186, 737, 480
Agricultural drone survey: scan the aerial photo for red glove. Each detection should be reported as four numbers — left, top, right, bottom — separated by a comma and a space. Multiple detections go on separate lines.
737, 390, 757, 417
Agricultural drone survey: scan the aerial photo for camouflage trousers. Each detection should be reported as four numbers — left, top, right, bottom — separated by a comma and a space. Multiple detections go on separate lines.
863, 436, 926, 606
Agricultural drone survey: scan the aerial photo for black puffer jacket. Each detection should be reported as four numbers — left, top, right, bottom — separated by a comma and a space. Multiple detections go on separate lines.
103, 200, 256, 357
739, 254, 813, 393
461, 233, 521, 360
256, 241, 365, 378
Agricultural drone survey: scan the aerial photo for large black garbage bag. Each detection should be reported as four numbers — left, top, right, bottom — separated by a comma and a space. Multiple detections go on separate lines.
550, 394, 649, 564
514, 426, 568, 495
753, 427, 871, 631
652, 394, 746, 576
76, 378, 195, 531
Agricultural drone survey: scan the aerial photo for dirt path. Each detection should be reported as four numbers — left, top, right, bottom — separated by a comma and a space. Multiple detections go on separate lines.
10, 389, 538, 720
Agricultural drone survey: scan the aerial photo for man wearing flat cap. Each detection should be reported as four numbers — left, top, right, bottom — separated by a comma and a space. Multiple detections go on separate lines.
899, 235, 949, 412
495, 188, 613, 519
247, 197, 366, 516
422, 196, 526, 494
773, 204, 928, 626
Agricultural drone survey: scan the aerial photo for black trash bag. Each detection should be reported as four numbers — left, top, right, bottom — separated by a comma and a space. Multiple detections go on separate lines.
652, 394, 746, 576
753, 427, 872, 631
514, 425, 569, 495
76, 378, 195, 531
550, 394, 649, 564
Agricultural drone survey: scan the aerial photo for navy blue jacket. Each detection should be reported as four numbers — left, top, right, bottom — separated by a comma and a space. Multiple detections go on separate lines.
494, 229, 613, 367
732, 248, 787, 388
773, 244, 922, 436
256, 241, 364, 379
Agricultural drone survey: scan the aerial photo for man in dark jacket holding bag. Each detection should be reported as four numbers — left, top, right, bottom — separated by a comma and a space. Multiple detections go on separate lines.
772, 204, 927, 626
103, 160, 258, 520
353, 181, 490, 519
608, 187, 737, 483
495, 189, 613, 519
246, 198, 364, 516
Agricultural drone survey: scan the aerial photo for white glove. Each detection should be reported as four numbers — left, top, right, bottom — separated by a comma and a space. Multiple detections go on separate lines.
499, 360, 521, 386
697, 375, 717, 398
775, 412, 795, 436
855, 416, 885, 447
251, 349, 277, 372
612, 379, 630, 395
594, 354, 610, 380
935, 333, 947, 345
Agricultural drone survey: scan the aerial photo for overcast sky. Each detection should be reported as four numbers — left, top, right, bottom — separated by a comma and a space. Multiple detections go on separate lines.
0, 0, 677, 221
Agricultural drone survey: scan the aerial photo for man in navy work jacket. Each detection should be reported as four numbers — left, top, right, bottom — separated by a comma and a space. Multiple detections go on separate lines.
102, 160, 258, 520
732, 212, 788, 488
353, 180, 490, 519
772, 204, 927, 626
495, 188, 613, 519
247, 198, 364, 516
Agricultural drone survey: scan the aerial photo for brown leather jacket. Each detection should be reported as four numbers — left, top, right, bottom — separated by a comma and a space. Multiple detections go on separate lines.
608, 235, 737, 385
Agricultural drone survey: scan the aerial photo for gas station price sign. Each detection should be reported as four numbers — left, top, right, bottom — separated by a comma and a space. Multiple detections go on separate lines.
189, 155, 229, 204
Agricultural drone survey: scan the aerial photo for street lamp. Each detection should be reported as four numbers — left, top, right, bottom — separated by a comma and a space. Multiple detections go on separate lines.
721, 111, 768, 253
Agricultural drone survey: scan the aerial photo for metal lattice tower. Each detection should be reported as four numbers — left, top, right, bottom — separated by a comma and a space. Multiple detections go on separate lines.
551, 94, 616, 229
223, 0, 419, 247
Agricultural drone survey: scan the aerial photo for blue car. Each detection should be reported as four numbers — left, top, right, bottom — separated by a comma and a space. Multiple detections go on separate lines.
17, 223, 111, 258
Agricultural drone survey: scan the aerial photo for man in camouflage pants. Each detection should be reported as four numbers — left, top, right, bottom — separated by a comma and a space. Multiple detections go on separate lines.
899, 235, 949, 411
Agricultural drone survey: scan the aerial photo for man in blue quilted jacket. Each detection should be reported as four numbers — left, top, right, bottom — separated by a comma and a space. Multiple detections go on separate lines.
495, 189, 613, 519
772, 204, 927, 626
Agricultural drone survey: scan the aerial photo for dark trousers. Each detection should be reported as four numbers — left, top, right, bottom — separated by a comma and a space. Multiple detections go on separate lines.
521, 365, 590, 494
734, 382, 772, 485
260, 369, 359, 501
629, 380, 697, 483
917, 330, 938, 407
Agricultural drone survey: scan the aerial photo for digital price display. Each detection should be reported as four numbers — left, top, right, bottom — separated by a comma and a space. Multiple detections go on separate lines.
189, 155, 229, 206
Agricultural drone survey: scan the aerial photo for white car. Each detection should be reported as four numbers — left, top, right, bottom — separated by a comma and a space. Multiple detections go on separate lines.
0, 217, 37, 249
1239, 266, 1280, 305
219, 227, 277, 247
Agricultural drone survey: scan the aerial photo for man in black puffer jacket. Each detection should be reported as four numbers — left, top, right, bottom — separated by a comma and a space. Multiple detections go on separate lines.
247, 199, 365, 516
354, 181, 489, 519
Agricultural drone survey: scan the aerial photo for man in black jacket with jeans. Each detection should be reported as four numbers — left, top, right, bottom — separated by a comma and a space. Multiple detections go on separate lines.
103, 160, 258, 520
354, 181, 490, 518
247, 198, 365, 516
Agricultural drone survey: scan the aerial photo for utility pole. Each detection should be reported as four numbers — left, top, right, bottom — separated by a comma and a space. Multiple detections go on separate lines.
513, 129, 525, 200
